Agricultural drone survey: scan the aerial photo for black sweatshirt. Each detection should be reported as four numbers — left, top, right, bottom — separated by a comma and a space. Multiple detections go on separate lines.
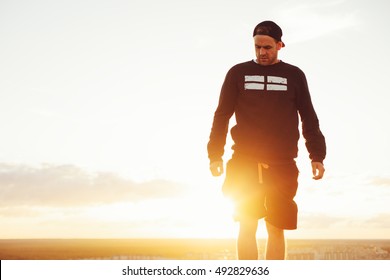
207, 60, 326, 164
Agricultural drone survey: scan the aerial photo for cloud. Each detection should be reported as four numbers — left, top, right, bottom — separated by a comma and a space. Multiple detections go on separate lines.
299, 212, 390, 232
363, 213, 390, 229
299, 213, 347, 229
277, 0, 359, 44
367, 176, 390, 187
0, 206, 45, 218
0, 163, 185, 207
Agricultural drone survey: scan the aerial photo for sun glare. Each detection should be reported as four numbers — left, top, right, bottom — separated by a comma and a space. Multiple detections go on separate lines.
78, 185, 237, 239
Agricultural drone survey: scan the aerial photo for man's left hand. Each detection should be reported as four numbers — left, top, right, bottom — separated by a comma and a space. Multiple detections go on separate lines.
311, 162, 325, 180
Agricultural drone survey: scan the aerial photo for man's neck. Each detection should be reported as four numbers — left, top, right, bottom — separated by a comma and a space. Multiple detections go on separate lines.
254, 59, 281, 65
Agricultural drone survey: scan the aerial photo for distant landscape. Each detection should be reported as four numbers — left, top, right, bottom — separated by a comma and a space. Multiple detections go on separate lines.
1, 239, 389, 260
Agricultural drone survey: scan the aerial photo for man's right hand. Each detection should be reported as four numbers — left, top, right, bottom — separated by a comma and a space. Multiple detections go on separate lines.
210, 161, 224, 176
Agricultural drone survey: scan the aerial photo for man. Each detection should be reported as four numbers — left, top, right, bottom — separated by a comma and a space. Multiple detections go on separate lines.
207, 21, 326, 260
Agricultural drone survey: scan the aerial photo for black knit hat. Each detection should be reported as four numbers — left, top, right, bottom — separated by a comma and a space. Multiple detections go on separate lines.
253, 20, 285, 47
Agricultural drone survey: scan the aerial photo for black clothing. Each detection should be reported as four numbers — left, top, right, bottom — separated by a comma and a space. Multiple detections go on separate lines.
207, 60, 326, 163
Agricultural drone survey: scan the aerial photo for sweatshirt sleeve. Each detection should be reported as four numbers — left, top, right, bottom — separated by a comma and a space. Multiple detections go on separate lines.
296, 70, 327, 163
207, 68, 239, 163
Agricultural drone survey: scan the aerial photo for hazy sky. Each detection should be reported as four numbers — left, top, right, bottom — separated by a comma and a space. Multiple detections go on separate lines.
1, 0, 389, 239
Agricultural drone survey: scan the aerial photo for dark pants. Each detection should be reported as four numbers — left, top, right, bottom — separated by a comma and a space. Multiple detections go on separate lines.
223, 154, 299, 230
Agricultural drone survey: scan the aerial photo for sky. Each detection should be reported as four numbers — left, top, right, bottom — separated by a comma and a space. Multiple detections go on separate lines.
0, 0, 389, 240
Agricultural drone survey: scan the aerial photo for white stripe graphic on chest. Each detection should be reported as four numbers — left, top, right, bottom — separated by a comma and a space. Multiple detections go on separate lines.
245, 75, 264, 82
245, 83, 265, 90
268, 76, 287, 84
267, 84, 287, 91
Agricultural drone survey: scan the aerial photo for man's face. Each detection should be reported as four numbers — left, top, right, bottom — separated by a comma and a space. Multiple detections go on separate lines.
254, 35, 283, 66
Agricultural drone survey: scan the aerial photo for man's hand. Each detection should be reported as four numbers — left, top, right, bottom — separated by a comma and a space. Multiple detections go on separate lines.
210, 161, 224, 176
311, 162, 325, 180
